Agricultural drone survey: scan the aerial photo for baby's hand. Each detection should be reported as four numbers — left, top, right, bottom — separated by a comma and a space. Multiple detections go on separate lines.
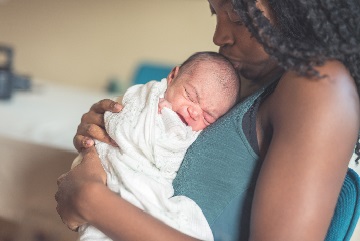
158, 98, 172, 114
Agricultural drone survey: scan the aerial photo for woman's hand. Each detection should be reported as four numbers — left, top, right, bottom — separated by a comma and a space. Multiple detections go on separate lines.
73, 99, 123, 151
56, 148, 197, 241
55, 146, 107, 231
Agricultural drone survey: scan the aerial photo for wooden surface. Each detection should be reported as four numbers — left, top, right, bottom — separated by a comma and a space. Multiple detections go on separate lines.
0, 136, 358, 240
0, 136, 78, 241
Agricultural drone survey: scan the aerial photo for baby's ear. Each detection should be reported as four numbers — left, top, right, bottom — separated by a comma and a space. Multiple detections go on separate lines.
167, 66, 180, 85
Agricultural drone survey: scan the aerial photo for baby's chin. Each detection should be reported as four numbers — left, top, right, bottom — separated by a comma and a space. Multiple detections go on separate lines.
188, 123, 205, 132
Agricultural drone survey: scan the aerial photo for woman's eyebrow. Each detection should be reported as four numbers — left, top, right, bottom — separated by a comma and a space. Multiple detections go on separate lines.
219, 0, 228, 8
209, 0, 228, 13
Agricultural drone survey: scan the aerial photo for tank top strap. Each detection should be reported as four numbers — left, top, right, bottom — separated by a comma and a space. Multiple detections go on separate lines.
237, 78, 279, 116
228, 79, 280, 157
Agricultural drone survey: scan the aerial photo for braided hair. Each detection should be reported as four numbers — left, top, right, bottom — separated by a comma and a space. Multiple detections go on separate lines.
231, 0, 360, 161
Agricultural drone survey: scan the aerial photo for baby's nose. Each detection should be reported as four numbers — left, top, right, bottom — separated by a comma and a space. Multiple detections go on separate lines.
188, 106, 200, 120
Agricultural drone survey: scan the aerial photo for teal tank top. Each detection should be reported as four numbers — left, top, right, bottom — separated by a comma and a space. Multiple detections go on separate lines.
173, 82, 277, 241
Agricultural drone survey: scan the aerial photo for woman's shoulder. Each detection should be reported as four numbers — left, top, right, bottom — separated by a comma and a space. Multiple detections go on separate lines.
266, 60, 359, 116
312, 60, 356, 92
259, 59, 359, 149
250, 61, 359, 241
280, 60, 354, 92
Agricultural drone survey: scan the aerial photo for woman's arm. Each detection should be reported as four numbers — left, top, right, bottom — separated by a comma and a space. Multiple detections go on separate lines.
250, 61, 360, 241
56, 147, 200, 241
73, 99, 123, 151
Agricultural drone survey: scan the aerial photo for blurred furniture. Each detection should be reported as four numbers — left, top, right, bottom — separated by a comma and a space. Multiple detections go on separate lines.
0, 136, 78, 241
0, 45, 14, 99
0, 81, 111, 240
326, 168, 360, 241
0, 81, 112, 151
0, 44, 31, 100
131, 62, 174, 85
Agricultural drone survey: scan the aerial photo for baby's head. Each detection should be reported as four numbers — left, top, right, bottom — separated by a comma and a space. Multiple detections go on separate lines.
164, 51, 240, 131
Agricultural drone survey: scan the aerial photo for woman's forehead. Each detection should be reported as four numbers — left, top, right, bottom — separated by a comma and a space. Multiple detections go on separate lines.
208, 0, 231, 9
209, 0, 274, 23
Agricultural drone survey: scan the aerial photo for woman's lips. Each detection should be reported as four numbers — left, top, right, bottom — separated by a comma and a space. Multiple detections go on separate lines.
231, 61, 240, 69
219, 51, 241, 69
226, 58, 241, 69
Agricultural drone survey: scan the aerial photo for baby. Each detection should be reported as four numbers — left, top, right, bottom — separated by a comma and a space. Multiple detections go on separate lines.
73, 51, 240, 241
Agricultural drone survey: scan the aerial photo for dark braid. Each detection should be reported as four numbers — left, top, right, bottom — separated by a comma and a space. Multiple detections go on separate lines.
232, 0, 360, 90
232, 0, 360, 162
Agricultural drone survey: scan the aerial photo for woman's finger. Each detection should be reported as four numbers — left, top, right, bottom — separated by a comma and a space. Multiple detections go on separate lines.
73, 134, 95, 152
57, 173, 67, 186
55, 147, 107, 232
81, 146, 107, 184
69, 225, 79, 232
74, 124, 117, 148
55, 174, 85, 231
55, 203, 81, 232
80, 111, 105, 128
90, 99, 123, 114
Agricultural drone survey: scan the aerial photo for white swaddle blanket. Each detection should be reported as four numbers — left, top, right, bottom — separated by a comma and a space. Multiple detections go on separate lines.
78, 79, 214, 241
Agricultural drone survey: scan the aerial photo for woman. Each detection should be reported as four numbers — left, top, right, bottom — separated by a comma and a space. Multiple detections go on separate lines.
56, 0, 360, 240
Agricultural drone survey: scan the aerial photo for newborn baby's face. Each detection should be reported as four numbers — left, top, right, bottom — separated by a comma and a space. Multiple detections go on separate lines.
164, 69, 238, 131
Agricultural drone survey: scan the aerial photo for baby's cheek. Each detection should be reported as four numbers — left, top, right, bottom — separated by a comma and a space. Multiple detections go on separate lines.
158, 99, 172, 111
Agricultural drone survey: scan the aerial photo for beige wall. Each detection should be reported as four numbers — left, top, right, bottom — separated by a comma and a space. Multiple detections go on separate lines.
0, 0, 217, 90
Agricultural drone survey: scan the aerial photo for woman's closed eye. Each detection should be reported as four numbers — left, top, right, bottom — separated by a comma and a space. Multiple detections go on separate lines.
227, 8, 242, 24
209, 1, 242, 25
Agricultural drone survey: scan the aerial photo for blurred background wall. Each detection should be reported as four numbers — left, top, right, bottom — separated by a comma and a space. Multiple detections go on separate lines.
0, 2, 218, 239
0, 0, 217, 90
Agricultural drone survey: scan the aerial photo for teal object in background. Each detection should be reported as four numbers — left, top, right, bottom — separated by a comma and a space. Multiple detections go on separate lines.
325, 168, 360, 241
131, 62, 174, 86
106, 77, 123, 94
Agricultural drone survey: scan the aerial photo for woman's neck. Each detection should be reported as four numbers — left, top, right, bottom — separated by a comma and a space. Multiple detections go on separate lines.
239, 67, 284, 100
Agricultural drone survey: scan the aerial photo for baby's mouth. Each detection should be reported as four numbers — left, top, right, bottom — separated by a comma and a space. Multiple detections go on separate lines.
177, 113, 188, 125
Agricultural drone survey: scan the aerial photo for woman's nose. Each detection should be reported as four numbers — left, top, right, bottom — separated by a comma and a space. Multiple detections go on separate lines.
213, 17, 234, 47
